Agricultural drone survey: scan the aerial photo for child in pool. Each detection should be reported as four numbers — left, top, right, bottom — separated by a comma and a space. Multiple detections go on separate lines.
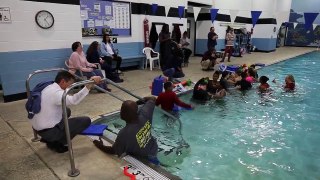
258, 76, 270, 93
272, 74, 295, 92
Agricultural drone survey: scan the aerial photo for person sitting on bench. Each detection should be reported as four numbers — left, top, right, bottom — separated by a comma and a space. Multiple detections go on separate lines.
100, 34, 123, 74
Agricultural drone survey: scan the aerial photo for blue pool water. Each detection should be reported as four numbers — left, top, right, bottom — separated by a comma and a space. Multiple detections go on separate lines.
96, 51, 320, 179
168, 51, 320, 179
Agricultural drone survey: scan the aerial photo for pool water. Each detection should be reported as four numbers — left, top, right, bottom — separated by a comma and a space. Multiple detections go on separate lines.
95, 51, 320, 180
169, 51, 320, 179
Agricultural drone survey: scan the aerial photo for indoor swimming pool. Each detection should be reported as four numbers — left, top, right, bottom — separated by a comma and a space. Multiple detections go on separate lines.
95, 51, 320, 179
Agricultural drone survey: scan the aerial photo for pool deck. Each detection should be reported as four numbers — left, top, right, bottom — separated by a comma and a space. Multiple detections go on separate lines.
0, 47, 316, 180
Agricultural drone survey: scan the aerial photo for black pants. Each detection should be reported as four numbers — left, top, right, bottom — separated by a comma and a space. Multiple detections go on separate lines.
182, 48, 192, 63
103, 55, 122, 70
37, 108, 91, 145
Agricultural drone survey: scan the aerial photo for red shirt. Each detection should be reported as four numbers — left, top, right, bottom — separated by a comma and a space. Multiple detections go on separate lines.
284, 82, 295, 91
156, 91, 192, 111
260, 83, 270, 89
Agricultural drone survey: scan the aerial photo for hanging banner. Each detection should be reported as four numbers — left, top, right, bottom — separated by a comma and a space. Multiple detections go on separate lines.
229, 10, 239, 23
151, 4, 158, 15
313, 24, 318, 31
193, 7, 201, 21
304, 12, 319, 30
293, 22, 298, 29
251, 11, 262, 27
143, 18, 150, 47
210, 8, 219, 24
178, 6, 185, 19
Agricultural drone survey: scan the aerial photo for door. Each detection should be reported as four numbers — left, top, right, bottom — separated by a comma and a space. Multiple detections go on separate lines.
187, 18, 195, 56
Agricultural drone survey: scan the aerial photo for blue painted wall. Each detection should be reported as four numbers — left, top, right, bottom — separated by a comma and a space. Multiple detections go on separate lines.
195, 39, 225, 55
252, 38, 277, 51
195, 38, 276, 55
0, 42, 145, 97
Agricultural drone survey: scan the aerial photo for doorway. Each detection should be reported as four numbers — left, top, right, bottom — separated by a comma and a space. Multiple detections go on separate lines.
187, 19, 195, 56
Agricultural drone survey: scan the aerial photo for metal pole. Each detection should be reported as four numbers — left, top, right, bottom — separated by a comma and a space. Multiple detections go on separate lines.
26, 68, 67, 142
62, 79, 97, 177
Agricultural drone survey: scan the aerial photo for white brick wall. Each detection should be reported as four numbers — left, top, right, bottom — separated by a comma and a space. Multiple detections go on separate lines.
0, 0, 82, 52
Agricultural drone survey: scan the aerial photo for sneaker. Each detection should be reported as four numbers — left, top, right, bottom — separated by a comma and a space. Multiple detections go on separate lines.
55, 145, 68, 153
114, 79, 124, 83
105, 88, 112, 92
46, 142, 68, 153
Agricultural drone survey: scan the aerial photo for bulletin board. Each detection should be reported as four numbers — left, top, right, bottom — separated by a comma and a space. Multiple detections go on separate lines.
80, 0, 131, 36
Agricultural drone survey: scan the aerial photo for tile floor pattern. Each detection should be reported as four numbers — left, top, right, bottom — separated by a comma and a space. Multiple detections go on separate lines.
0, 47, 316, 179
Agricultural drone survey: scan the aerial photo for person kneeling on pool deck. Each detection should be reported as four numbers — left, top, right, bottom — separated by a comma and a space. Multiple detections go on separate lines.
93, 96, 159, 164
30, 72, 101, 153
193, 78, 226, 101
156, 81, 193, 112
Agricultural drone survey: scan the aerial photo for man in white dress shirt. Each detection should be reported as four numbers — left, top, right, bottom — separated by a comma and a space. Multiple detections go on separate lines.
31, 71, 101, 153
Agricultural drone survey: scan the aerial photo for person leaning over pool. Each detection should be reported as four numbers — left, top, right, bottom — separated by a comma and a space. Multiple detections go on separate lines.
93, 96, 159, 164
156, 81, 193, 112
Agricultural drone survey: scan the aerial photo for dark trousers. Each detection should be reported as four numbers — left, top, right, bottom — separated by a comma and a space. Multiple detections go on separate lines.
81, 69, 107, 89
182, 48, 192, 63
37, 108, 91, 145
103, 55, 122, 70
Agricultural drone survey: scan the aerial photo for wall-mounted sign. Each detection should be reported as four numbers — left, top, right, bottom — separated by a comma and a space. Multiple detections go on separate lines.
0, 7, 11, 23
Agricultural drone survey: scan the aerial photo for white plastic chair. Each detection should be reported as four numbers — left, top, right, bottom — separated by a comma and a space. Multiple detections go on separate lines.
142, 47, 160, 71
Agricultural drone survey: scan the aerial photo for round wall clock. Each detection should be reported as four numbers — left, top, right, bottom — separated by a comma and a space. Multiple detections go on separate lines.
35, 10, 54, 29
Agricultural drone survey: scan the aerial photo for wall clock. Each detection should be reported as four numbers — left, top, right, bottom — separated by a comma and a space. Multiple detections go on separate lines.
35, 10, 54, 29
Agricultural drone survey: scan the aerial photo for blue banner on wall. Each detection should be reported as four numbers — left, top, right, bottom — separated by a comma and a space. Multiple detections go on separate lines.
152, 4, 158, 15
304, 12, 319, 30
178, 6, 185, 19
210, 8, 219, 23
251, 11, 262, 27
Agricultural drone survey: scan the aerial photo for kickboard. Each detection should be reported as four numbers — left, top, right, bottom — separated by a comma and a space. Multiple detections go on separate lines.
81, 124, 108, 136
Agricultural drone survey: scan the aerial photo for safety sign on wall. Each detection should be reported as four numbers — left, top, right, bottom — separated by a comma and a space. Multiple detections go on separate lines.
0, 7, 11, 23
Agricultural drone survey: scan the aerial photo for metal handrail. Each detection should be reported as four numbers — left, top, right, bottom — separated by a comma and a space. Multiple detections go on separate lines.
26, 68, 68, 142
62, 79, 95, 177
